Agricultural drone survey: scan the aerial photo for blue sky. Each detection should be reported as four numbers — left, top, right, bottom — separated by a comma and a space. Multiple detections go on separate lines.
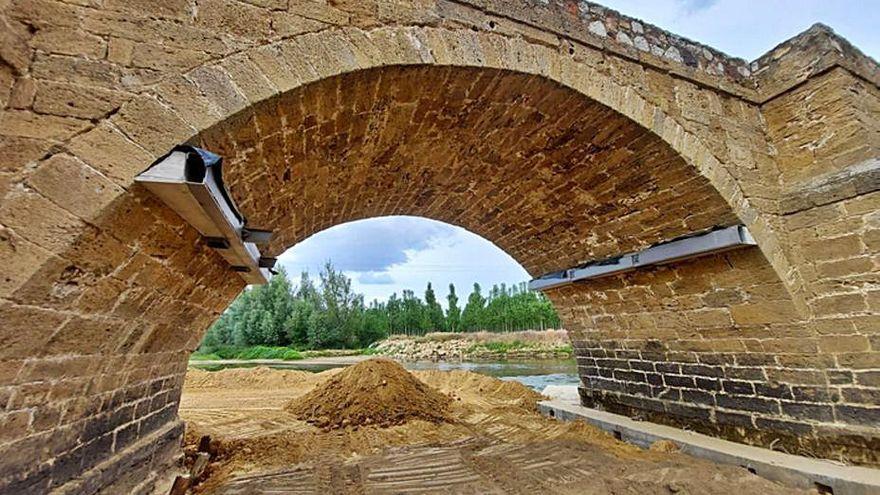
598, 0, 878, 61
277, 217, 529, 307
277, 1, 877, 306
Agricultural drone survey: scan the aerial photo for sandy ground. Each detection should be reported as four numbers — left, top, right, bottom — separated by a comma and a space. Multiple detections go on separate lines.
180, 365, 815, 494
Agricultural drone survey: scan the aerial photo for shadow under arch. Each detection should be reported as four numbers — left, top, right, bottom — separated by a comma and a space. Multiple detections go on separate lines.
190, 65, 741, 279
92, 26, 801, 308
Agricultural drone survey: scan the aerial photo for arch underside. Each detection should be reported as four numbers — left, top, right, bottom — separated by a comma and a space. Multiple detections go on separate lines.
197, 66, 739, 276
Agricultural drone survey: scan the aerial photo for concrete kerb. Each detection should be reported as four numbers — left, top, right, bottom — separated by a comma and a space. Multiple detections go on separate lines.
539, 385, 880, 495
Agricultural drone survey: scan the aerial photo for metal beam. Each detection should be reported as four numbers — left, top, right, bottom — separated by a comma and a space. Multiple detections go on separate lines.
528, 225, 757, 291
135, 145, 276, 284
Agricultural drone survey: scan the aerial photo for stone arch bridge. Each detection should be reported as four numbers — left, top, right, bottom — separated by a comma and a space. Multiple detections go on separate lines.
1, 1, 878, 493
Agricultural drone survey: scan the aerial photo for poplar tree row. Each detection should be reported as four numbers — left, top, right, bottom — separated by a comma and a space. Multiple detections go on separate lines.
201, 262, 561, 351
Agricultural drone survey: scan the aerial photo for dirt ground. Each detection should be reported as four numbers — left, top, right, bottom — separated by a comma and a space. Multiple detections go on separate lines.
180, 363, 815, 494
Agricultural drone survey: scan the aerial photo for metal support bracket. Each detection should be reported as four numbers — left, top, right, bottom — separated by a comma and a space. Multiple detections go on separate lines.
135, 145, 277, 284
529, 225, 757, 291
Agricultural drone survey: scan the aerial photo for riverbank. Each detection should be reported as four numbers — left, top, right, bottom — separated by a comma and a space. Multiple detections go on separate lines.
190, 330, 572, 366
189, 354, 371, 369
190, 346, 375, 362
372, 329, 573, 361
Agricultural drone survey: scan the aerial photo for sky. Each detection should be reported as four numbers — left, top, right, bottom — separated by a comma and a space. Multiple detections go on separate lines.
276, 1, 877, 307
597, 0, 878, 61
277, 217, 529, 307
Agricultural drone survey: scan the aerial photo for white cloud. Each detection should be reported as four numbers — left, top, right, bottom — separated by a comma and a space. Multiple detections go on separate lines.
277, 216, 452, 273
277, 216, 530, 308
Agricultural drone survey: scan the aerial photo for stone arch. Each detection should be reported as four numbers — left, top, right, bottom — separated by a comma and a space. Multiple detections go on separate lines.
2, 10, 877, 495
62, 26, 798, 303
188, 64, 740, 277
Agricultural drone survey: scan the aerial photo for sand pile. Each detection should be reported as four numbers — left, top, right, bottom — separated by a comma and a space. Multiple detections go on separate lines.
285, 358, 452, 429
413, 369, 545, 412
185, 366, 312, 390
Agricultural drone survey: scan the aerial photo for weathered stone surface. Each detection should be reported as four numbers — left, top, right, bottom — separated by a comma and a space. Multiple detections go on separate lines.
30, 28, 107, 59
27, 154, 125, 220
32, 81, 129, 119
205, 66, 738, 276
0, 109, 89, 142
67, 122, 157, 185
0, 188, 86, 252
0, 0, 878, 493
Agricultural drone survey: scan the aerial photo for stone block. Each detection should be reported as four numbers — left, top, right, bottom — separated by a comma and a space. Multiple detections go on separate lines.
33, 80, 129, 119
67, 122, 156, 185
818, 335, 871, 353
0, 109, 89, 142
835, 405, 880, 427
722, 380, 755, 395
27, 154, 125, 221
729, 301, 802, 325
111, 96, 194, 156
754, 417, 814, 436
716, 394, 780, 414
188, 64, 248, 117
812, 293, 868, 316
30, 28, 106, 58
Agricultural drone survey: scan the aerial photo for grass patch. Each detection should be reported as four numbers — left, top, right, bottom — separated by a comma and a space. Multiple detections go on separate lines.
466, 340, 573, 356
189, 352, 221, 361
300, 348, 366, 358
193, 345, 303, 361
476, 340, 529, 353
236, 346, 303, 360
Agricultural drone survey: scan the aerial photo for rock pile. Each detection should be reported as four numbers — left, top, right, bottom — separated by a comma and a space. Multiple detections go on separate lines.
372, 332, 573, 362
373, 338, 470, 361
285, 358, 451, 429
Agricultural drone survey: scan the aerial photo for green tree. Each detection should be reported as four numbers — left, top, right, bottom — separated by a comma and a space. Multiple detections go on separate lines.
360, 299, 390, 346
285, 271, 318, 346
215, 268, 296, 346
261, 268, 296, 344
200, 262, 562, 353
386, 292, 404, 334
424, 282, 445, 331
307, 261, 365, 349
461, 283, 486, 331
400, 289, 427, 335
446, 283, 461, 332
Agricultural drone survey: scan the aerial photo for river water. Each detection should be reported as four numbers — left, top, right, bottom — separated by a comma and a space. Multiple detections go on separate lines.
190, 359, 580, 392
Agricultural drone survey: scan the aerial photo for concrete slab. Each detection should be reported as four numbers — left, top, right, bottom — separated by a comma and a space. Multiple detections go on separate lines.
539, 385, 880, 495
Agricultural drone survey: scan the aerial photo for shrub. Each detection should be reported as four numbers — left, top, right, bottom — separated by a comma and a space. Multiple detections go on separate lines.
189, 352, 221, 361
478, 340, 528, 353
195, 345, 303, 361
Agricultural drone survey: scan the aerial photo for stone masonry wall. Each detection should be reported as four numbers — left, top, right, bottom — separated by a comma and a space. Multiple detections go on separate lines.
0, 189, 241, 493
0, 0, 877, 492
550, 246, 879, 465
763, 67, 880, 319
